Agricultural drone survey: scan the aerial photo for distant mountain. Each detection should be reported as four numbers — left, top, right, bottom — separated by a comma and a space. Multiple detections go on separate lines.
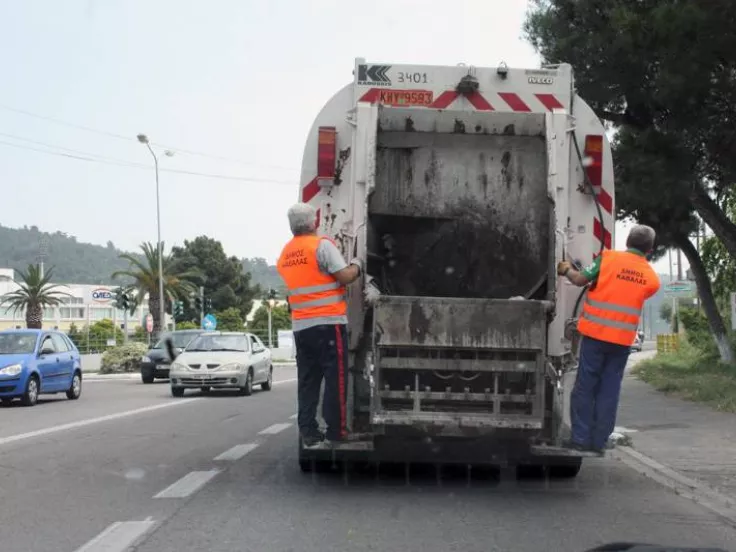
0, 224, 138, 284
0, 224, 283, 290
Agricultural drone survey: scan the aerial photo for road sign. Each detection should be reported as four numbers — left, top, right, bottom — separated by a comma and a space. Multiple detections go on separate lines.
144, 313, 154, 334
664, 280, 694, 298
202, 314, 217, 331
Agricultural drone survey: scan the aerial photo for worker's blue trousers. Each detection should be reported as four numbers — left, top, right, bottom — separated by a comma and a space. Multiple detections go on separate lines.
570, 336, 631, 451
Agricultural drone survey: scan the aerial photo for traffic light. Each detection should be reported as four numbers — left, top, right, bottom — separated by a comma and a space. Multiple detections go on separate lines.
192, 293, 202, 311
114, 287, 131, 311
205, 297, 212, 312
173, 301, 184, 318
267, 288, 278, 301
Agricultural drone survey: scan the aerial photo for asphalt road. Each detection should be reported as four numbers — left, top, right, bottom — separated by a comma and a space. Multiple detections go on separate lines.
0, 362, 734, 552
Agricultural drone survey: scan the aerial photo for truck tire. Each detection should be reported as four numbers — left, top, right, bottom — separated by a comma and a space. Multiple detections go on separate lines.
547, 459, 582, 479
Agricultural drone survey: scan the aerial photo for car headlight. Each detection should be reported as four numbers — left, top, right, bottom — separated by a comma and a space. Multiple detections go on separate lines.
141, 356, 152, 363
171, 362, 188, 372
0, 364, 22, 376
217, 363, 242, 372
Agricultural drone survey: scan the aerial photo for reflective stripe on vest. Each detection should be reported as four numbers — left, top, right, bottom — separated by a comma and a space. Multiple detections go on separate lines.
577, 250, 659, 346
276, 235, 347, 321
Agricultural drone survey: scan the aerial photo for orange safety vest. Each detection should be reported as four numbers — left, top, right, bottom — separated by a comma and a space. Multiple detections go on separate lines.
276, 235, 347, 321
577, 250, 660, 346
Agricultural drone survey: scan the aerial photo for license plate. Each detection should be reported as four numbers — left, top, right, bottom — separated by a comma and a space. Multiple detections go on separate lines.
378, 89, 434, 107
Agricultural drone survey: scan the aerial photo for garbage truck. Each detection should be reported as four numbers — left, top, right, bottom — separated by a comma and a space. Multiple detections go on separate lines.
296, 59, 615, 477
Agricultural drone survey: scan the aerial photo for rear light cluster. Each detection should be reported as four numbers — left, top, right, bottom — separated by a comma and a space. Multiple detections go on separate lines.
583, 135, 603, 194
317, 126, 337, 187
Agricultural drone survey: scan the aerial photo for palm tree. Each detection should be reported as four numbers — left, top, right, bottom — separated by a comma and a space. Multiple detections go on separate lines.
112, 242, 201, 335
0, 264, 71, 329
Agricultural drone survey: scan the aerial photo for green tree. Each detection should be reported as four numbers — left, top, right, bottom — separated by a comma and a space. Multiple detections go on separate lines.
0, 264, 70, 329
249, 304, 291, 334
112, 242, 201, 337
175, 320, 198, 330
525, 1, 736, 363
215, 307, 244, 331
659, 302, 672, 325
701, 192, 736, 300
170, 236, 260, 321
524, 0, 736, 260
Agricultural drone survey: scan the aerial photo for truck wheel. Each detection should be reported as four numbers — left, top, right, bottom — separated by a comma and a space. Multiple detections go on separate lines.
547, 459, 582, 479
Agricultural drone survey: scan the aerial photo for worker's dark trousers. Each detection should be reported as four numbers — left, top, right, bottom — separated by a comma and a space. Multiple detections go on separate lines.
570, 336, 631, 450
294, 324, 349, 441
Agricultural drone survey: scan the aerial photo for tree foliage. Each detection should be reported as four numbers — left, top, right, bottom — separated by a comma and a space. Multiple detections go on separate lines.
249, 304, 291, 334
701, 191, 736, 299
0, 264, 70, 329
215, 307, 245, 332
171, 236, 260, 322
112, 242, 201, 335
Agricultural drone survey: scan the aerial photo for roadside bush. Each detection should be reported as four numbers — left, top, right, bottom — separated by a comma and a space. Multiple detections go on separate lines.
678, 306, 718, 358
176, 321, 198, 330
100, 342, 148, 374
634, 342, 736, 412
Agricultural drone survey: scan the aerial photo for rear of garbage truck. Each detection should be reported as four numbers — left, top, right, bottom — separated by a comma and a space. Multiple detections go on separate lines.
296, 59, 615, 476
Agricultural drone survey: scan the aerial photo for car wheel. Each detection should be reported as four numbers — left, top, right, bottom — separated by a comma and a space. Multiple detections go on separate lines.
171, 387, 185, 398
261, 366, 273, 391
239, 369, 253, 396
21, 375, 39, 407
66, 371, 82, 400
141, 373, 154, 384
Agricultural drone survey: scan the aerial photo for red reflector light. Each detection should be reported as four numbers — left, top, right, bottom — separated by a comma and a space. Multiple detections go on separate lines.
584, 134, 603, 191
317, 127, 337, 180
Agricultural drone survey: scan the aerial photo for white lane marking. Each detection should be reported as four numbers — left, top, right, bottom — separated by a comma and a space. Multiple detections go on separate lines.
154, 469, 220, 499
75, 520, 156, 552
274, 378, 297, 385
259, 422, 293, 435
289, 414, 297, 420
0, 399, 200, 447
214, 443, 259, 461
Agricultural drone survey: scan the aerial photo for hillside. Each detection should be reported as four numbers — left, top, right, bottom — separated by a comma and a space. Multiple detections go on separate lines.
0, 224, 284, 290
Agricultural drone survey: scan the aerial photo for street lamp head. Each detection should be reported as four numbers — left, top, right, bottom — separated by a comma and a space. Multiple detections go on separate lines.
137, 134, 149, 144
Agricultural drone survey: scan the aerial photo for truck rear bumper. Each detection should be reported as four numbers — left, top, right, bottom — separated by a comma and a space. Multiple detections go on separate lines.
299, 435, 598, 465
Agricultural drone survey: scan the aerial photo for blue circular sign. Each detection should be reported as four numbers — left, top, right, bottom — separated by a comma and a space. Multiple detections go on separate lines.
202, 314, 217, 331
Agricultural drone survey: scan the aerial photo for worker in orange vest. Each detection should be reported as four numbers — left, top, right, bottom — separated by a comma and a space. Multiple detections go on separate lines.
277, 203, 368, 448
557, 224, 660, 455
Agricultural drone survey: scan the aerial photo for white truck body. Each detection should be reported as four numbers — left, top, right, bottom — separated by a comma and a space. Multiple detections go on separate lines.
298, 59, 614, 469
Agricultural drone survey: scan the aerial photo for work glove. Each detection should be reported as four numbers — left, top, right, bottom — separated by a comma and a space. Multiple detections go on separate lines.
557, 261, 572, 276
349, 258, 363, 276
364, 275, 381, 306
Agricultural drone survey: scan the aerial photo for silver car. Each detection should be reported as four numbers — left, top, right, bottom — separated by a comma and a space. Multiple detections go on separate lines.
168, 332, 273, 397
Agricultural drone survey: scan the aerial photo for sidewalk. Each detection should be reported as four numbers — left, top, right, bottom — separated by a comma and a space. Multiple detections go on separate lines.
617, 350, 736, 501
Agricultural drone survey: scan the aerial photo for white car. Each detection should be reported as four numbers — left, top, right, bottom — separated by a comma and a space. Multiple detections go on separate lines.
168, 332, 273, 397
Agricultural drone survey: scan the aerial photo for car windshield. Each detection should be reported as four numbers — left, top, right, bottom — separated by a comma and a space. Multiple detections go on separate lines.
0, 333, 38, 354
185, 335, 249, 352
152, 332, 199, 350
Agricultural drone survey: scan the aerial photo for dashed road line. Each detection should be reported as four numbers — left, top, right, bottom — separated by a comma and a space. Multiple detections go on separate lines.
0, 399, 200, 447
274, 378, 297, 385
75, 520, 156, 552
214, 443, 259, 461
259, 422, 293, 435
154, 469, 221, 499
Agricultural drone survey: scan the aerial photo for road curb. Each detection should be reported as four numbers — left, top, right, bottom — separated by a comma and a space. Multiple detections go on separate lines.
612, 445, 736, 528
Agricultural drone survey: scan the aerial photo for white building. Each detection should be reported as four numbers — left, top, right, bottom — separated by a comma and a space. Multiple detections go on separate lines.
0, 268, 152, 332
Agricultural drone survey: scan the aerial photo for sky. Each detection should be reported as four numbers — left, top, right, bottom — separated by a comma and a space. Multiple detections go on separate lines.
0, 0, 679, 275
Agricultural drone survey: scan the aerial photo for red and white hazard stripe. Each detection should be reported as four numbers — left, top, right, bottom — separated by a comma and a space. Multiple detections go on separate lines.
359, 89, 566, 113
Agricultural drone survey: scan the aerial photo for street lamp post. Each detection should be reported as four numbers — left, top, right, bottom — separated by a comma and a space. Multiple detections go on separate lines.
137, 133, 172, 338
267, 298, 275, 348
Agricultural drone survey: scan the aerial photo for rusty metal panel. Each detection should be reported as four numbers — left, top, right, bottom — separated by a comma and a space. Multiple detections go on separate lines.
374, 296, 548, 350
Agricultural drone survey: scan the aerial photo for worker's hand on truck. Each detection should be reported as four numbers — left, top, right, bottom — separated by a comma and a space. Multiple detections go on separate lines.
364, 275, 381, 306
557, 260, 572, 276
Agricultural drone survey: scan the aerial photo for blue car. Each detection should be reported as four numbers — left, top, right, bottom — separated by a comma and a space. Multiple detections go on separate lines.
0, 329, 83, 406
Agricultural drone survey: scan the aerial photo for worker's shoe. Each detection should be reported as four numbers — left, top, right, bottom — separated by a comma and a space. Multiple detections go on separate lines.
301, 431, 325, 449
562, 439, 588, 452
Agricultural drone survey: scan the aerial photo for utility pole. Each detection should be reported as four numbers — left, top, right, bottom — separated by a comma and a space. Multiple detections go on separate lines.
199, 286, 204, 326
